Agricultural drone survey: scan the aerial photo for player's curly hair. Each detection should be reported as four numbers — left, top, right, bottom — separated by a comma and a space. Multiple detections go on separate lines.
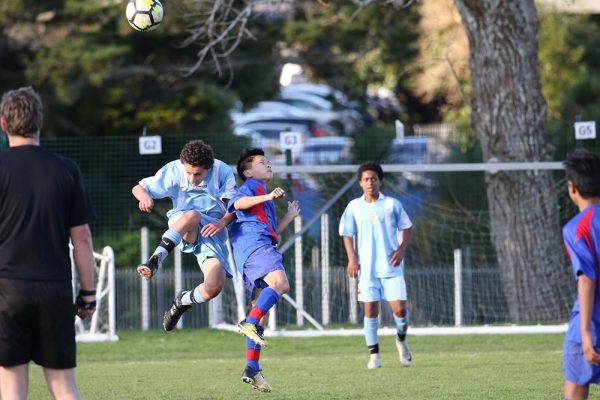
0, 86, 43, 138
237, 148, 264, 181
357, 161, 383, 181
180, 140, 214, 169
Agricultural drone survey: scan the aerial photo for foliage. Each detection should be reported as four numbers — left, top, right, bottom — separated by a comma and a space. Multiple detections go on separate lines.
283, 1, 420, 100
0, 0, 282, 137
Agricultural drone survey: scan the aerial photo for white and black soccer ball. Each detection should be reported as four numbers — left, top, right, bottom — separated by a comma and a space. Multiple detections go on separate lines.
126, 0, 164, 32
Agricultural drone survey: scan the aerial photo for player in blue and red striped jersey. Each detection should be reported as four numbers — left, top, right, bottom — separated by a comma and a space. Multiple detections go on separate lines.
228, 148, 300, 392
563, 149, 600, 400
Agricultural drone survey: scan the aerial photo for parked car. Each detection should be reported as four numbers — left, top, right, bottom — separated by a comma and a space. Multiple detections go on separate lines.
234, 117, 335, 138
230, 101, 309, 125
233, 125, 310, 165
278, 91, 362, 136
296, 136, 354, 165
281, 84, 364, 134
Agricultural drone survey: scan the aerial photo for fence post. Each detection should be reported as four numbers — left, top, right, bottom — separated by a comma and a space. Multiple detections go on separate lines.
294, 216, 304, 326
321, 213, 330, 325
454, 248, 463, 327
141, 227, 150, 331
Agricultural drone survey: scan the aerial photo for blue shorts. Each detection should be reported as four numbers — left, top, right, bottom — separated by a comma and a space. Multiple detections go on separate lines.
243, 245, 285, 299
169, 213, 232, 278
563, 340, 600, 386
358, 275, 406, 302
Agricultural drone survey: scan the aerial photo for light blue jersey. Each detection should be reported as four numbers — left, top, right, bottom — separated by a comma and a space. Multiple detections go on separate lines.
139, 159, 237, 276
139, 159, 236, 223
339, 193, 412, 280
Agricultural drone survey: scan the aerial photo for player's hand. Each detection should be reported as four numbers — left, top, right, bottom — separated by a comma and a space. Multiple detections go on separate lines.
582, 339, 600, 365
347, 259, 359, 278
75, 294, 96, 319
287, 200, 300, 218
201, 221, 225, 237
389, 248, 405, 267
138, 196, 154, 213
270, 187, 285, 200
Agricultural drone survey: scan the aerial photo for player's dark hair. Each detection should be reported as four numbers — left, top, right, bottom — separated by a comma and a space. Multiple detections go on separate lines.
564, 149, 600, 199
0, 86, 43, 138
357, 161, 383, 181
180, 140, 214, 169
237, 148, 265, 181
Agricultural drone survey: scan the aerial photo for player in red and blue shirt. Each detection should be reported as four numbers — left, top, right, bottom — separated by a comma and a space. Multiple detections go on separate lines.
227, 148, 299, 393
562, 149, 600, 400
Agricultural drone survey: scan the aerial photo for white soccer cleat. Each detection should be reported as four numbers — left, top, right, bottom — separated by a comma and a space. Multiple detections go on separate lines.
396, 338, 412, 367
367, 353, 382, 369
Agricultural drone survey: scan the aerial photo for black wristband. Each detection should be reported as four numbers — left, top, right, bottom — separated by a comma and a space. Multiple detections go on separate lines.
79, 289, 96, 296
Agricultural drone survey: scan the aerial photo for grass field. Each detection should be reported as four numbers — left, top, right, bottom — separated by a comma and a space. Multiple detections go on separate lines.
25, 330, 599, 399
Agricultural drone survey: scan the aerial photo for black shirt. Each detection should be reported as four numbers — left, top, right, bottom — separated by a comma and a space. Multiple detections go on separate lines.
0, 145, 96, 281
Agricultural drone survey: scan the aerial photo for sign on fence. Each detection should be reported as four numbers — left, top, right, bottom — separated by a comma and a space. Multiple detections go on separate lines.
574, 121, 596, 140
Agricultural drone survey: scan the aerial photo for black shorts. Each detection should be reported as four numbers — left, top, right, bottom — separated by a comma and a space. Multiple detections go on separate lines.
0, 278, 76, 369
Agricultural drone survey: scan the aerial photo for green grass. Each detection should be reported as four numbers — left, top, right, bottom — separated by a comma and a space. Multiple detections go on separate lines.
25, 330, 599, 399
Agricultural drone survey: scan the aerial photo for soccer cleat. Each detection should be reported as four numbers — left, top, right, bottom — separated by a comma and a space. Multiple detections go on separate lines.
367, 353, 382, 369
137, 255, 160, 279
242, 366, 272, 392
237, 319, 267, 347
396, 338, 413, 367
163, 290, 192, 331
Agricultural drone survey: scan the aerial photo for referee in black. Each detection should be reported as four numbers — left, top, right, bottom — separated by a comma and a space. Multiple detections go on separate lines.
0, 87, 97, 400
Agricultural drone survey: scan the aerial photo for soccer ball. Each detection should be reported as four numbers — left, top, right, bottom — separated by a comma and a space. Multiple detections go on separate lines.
126, 0, 164, 32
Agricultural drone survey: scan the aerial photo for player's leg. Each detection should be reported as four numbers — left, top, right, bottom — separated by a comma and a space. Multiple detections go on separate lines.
241, 290, 272, 392
364, 301, 382, 369
385, 275, 412, 366
238, 246, 287, 347
163, 257, 225, 331
359, 278, 383, 369
0, 364, 29, 400
137, 210, 200, 279
564, 381, 589, 400
43, 368, 81, 400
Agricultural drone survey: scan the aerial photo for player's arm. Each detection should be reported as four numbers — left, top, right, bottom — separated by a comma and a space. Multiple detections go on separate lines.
201, 211, 236, 237
132, 184, 154, 213
233, 187, 285, 210
578, 272, 600, 364
277, 200, 300, 234
343, 236, 359, 278
390, 227, 412, 267
71, 223, 96, 319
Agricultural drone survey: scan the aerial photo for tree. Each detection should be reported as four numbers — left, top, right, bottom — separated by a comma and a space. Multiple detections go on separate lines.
453, 0, 571, 321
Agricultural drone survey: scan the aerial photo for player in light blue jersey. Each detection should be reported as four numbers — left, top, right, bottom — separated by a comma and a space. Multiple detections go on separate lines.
562, 150, 600, 400
132, 140, 237, 331
339, 161, 413, 369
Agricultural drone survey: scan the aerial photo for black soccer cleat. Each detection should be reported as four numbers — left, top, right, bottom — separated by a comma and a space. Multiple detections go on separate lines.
163, 290, 192, 331
136, 255, 160, 280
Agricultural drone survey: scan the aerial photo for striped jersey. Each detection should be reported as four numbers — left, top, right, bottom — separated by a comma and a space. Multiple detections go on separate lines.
139, 159, 236, 222
228, 178, 278, 271
564, 204, 600, 344
339, 193, 412, 279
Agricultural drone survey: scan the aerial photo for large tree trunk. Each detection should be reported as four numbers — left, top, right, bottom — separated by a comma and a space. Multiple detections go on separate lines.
453, 0, 571, 321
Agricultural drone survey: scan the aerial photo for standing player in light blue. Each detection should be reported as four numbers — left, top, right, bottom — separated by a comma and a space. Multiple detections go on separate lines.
340, 161, 413, 369
228, 148, 300, 392
562, 150, 600, 400
132, 140, 237, 331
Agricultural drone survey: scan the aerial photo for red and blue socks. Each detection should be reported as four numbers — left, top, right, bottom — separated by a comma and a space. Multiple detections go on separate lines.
246, 287, 279, 325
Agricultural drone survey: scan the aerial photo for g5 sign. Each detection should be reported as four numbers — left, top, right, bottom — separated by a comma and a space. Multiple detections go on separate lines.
574, 121, 596, 140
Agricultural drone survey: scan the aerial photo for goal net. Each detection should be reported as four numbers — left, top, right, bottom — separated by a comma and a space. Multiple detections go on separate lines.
72, 246, 118, 342
213, 161, 572, 336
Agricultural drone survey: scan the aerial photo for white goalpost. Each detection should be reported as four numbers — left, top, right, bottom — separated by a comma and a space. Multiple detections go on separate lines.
211, 161, 570, 337
72, 246, 118, 342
